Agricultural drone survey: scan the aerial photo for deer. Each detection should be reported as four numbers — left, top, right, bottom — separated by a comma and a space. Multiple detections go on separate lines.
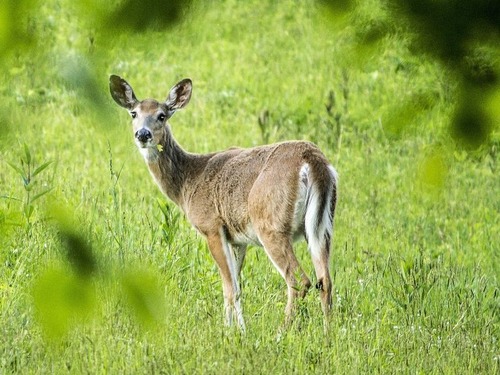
109, 75, 338, 331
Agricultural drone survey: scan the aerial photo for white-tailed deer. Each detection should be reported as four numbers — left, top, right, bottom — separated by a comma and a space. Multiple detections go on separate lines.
109, 75, 338, 331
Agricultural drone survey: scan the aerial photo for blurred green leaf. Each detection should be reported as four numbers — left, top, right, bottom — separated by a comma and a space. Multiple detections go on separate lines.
59, 54, 109, 113
383, 91, 438, 137
121, 268, 166, 327
389, 0, 499, 147
419, 152, 447, 191
50, 205, 97, 277
452, 84, 497, 149
327, 0, 499, 147
319, 0, 355, 15
62, 230, 96, 277
32, 266, 96, 339
105, 0, 191, 32
388, 0, 500, 60
0, 0, 36, 58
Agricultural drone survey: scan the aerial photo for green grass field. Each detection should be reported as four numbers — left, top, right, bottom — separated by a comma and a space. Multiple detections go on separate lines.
1, 0, 499, 373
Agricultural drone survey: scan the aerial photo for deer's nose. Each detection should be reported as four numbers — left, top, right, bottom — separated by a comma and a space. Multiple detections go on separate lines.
135, 128, 152, 143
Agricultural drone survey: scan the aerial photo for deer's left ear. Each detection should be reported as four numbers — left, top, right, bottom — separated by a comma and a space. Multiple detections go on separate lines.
165, 79, 192, 111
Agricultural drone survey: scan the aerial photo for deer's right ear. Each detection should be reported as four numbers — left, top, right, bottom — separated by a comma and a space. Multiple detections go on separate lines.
109, 75, 138, 110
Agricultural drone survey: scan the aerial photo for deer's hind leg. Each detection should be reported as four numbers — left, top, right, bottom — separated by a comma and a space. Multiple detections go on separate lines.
249, 163, 311, 324
255, 229, 311, 324
309, 235, 333, 319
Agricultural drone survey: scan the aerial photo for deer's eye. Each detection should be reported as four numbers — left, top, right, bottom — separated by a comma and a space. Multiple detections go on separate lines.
158, 113, 166, 122
130, 111, 137, 119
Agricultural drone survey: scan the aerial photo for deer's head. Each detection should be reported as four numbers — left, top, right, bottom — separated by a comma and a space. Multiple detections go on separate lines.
109, 75, 192, 159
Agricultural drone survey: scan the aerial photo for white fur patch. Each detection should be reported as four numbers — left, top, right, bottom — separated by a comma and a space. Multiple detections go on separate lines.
232, 224, 261, 246
138, 144, 160, 161
291, 164, 309, 234
219, 228, 246, 330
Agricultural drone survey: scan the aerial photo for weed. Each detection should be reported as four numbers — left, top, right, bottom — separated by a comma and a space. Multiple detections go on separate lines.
6, 143, 53, 229
157, 198, 181, 247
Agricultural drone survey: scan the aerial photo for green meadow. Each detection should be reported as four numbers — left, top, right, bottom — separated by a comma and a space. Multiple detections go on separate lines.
1, 0, 499, 373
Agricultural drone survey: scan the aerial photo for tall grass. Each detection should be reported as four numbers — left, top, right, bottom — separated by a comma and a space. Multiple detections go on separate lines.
0, 0, 498, 373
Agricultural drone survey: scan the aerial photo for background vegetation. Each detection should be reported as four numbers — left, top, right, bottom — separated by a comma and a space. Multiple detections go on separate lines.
1, 0, 499, 373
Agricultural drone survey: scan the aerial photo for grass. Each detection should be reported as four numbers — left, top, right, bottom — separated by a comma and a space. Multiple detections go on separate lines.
1, 0, 499, 373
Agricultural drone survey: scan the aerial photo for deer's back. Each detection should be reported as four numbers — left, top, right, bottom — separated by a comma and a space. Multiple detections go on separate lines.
183, 141, 330, 242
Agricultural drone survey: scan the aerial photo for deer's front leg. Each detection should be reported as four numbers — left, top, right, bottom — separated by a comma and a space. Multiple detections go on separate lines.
206, 230, 245, 331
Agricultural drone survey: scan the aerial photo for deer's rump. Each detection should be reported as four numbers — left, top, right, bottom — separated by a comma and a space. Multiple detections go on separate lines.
192, 141, 335, 247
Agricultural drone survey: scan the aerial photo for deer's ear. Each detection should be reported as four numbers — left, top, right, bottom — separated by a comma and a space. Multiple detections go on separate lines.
109, 75, 138, 110
165, 79, 192, 111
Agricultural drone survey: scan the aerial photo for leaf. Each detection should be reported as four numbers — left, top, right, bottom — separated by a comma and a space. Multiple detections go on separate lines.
31, 187, 54, 203
32, 161, 53, 178
0, 195, 21, 202
106, 0, 189, 32
121, 268, 166, 327
23, 143, 31, 165
24, 180, 36, 191
419, 153, 447, 190
46, 205, 97, 276
23, 204, 34, 220
32, 266, 96, 339
6, 161, 27, 180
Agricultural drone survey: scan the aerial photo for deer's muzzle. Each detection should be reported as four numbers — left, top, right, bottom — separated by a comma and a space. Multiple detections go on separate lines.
135, 128, 152, 144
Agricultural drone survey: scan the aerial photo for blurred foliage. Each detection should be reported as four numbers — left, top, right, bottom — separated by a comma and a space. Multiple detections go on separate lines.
21, 198, 170, 338
1, 0, 497, 147
389, 0, 499, 63
0, 0, 36, 59
418, 150, 447, 193
32, 266, 96, 339
31, 206, 168, 338
322, 0, 499, 149
390, 0, 499, 149
0, 0, 192, 130
120, 268, 167, 327
1, 0, 498, 345
382, 91, 439, 137
319, 0, 354, 16
59, 54, 109, 115
50, 206, 97, 277
104, 0, 191, 32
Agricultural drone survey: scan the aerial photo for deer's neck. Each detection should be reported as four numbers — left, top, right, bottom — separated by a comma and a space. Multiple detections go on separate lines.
145, 127, 206, 208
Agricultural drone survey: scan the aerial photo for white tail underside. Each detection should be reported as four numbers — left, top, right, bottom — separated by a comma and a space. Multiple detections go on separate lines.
303, 164, 337, 260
